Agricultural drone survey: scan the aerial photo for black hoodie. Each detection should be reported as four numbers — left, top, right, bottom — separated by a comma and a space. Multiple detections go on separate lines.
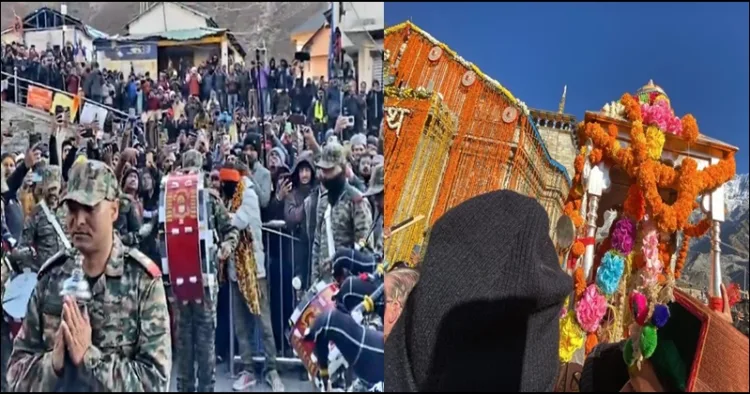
385, 190, 571, 392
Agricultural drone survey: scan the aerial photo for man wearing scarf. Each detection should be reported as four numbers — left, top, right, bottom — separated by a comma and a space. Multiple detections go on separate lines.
9, 165, 66, 272
311, 142, 373, 283
172, 150, 239, 392
219, 162, 285, 392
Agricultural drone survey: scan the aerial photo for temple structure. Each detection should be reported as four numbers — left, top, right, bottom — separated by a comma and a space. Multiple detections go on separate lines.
383, 21, 573, 264
530, 86, 578, 178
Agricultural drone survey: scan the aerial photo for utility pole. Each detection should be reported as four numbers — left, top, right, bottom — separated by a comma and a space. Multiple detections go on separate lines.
328, 1, 338, 82
61, 3, 67, 48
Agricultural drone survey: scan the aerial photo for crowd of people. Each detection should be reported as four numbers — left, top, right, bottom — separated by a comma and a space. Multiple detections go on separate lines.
2, 40, 384, 142
1, 36, 387, 392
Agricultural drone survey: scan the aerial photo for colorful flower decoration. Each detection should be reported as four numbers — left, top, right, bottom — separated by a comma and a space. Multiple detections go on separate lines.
597, 251, 625, 296
560, 83, 736, 371
641, 100, 683, 136
623, 338, 635, 366
630, 291, 649, 326
585, 332, 599, 355
576, 285, 608, 333
560, 311, 585, 363
645, 126, 666, 161
651, 304, 670, 329
640, 324, 658, 358
611, 218, 636, 255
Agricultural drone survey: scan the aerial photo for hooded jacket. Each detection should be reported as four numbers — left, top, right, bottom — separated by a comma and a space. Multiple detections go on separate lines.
385, 190, 571, 392
230, 175, 266, 278
284, 152, 316, 285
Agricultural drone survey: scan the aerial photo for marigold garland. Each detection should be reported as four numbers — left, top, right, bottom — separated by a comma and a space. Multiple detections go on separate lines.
674, 235, 690, 279
581, 116, 736, 234
590, 148, 604, 165
621, 94, 642, 122
564, 199, 585, 229
684, 218, 711, 238
574, 267, 587, 300
571, 240, 586, 258
574, 154, 585, 174
681, 114, 700, 144
623, 184, 646, 221
585, 332, 599, 356
562, 85, 736, 371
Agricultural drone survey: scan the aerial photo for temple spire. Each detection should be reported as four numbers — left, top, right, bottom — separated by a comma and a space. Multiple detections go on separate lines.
558, 85, 567, 114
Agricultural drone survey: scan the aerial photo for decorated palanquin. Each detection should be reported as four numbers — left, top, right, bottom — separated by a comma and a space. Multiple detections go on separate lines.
384, 21, 571, 265
558, 80, 742, 381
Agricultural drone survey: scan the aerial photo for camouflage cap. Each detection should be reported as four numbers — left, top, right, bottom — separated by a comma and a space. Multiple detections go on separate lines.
61, 159, 120, 207
315, 141, 346, 170
363, 164, 384, 197
39, 165, 62, 191
182, 149, 204, 169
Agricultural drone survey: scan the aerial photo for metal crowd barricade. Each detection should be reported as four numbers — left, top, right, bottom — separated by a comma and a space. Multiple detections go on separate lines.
227, 221, 304, 377
1, 70, 145, 145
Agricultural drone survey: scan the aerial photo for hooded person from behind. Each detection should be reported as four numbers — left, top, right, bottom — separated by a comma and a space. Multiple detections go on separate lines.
385, 190, 571, 392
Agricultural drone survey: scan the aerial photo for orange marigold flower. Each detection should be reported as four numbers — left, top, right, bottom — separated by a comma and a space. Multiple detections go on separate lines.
574, 154, 585, 174
590, 148, 603, 165
681, 114, 700, 144
571, 241, 586, 257
585, 332, 599, 356
623, 184, 646, 221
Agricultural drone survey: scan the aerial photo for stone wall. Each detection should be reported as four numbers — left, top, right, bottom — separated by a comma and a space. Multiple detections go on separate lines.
537, 125, 577, 179
1, 101, 61, 154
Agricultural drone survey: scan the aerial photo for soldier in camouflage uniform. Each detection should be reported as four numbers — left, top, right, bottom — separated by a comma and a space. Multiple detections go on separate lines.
363, 164, 385, 256
172, 149, 239, 392
6, 159, 172, 392
116, 168, 145, 247
9, 165, 67, 272
312, 142, 373, 282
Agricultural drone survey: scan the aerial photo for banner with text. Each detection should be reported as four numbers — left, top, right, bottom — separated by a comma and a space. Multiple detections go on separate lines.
27, 86, 53, 111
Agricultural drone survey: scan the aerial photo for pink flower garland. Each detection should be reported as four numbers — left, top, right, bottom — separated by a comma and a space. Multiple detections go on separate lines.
641, 221, 662, 285
576, 285, 608, 333
641, 100, 682, 136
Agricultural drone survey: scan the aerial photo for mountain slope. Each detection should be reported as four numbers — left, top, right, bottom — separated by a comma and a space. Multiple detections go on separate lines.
683, 173, 749, 291
0, 2, 327, 60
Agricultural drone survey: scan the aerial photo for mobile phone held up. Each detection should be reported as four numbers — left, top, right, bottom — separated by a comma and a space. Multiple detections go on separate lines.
289, 114, 306, 125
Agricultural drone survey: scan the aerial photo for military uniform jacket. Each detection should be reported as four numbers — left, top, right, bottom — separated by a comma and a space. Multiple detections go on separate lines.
6, 236, 172, 392
312, 184, 373, 279
15, 203, 68, 272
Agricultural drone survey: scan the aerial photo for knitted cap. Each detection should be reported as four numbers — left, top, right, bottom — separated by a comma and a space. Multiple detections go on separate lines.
385, 190, 572, 392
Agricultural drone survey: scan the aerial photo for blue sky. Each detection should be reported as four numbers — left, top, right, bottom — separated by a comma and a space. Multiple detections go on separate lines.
385, 2, 750, 174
